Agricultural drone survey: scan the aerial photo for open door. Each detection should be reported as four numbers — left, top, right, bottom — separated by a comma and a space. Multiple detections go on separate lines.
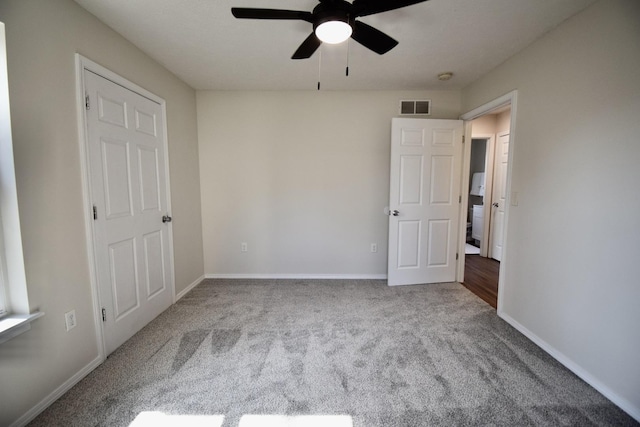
489, 132, 509, 261
387, 118, 463, 286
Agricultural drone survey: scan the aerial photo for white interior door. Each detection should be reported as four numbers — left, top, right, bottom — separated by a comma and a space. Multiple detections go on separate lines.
489, 132, 509, 261
84, 70, 173, 355
388, 118, 463, 286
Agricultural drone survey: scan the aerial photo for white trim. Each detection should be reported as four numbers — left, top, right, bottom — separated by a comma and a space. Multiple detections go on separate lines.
459, 90, 518, 315
456, 122, 473, 282
206, 273, 388, 280
8, 355, 103, 427
0, 312, 44, 344
77, 56, 165, 104
460, 91, 515, 121
75, 54, 106, 360
480, 135, 496, 257
0, 22, 30, 315
75, 54, 176, 360
497, 93, 517, 315
500, 312, 640, 422
175, 274, 205, 301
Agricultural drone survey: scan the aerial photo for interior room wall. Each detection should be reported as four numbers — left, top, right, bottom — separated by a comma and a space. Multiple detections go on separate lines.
462, 0, 640, 418
496, 110, 510, 135
470, 114, 496, 135
197, 90, 461, 277
0, 0, 204, 425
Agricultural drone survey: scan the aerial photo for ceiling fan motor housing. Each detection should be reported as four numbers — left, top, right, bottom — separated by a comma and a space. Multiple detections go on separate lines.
312, 2, 352, 30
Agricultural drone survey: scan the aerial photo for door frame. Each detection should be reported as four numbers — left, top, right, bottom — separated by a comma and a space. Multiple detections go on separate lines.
74, 54, 175, 360
457, 90, 517, 314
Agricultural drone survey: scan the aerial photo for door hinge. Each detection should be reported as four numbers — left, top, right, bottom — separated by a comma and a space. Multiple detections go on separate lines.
456, 253, 459, 260
101, 308, 106, 322
85, 94, 90, 110
459, 195, 462, 203
462, 135, 465, 143
93, 205, 97, 220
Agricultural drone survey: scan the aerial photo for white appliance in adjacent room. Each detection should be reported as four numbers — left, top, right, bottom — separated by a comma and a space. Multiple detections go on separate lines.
472, 205, 484, 241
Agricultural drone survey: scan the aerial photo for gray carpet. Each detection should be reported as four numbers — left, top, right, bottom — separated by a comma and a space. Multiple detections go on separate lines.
30, 279, 637, 426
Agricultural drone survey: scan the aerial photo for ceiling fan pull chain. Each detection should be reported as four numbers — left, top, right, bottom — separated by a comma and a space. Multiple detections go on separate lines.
346, 38, 350, 77
317, 50, 322, 90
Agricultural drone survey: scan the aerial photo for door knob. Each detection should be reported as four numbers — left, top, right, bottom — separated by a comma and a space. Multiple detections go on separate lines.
492, 202, 499, 208
162, 215, 172, 223
390, 210, 400, 216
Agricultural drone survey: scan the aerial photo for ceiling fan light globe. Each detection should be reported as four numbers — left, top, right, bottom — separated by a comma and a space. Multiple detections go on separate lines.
315, 21, 352, 44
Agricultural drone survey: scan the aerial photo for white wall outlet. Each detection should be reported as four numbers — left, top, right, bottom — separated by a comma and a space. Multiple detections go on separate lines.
241, 242, 248, 252
64, 310, 76, 331
371, 243, 378, 253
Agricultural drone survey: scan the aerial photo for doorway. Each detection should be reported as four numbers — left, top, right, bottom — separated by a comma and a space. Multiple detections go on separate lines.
463, 135, 499, 308
458, 92, 517, 312
465, 137, 489, 256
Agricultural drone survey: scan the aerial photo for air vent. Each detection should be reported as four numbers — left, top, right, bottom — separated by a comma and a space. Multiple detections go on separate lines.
399, 100, 431, 116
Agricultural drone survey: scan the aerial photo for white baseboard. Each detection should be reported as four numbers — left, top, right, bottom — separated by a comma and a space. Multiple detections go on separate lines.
499, 311, 640, 422
174, 274, 205, 301
10, 355, 103, 427
205, 273, 387, 280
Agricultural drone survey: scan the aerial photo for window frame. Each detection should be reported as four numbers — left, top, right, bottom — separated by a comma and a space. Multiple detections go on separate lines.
0, 215, 8, 317
0, 21, 43, 343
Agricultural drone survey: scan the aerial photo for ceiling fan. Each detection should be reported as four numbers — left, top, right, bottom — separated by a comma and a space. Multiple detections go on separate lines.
231, 0, 429, 59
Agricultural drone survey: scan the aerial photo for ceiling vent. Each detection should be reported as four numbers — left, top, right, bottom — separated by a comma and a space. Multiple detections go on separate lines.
399, 100, 431, 116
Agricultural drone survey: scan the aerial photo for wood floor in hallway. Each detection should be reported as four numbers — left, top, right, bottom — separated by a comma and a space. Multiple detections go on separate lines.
462, 255, 499, 309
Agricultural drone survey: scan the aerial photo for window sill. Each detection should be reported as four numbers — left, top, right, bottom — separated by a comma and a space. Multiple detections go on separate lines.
0, 312, 44, 344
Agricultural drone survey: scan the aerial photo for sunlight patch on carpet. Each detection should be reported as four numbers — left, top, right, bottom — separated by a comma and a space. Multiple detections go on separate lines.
239, 414, 353, 427
129, 411, 224, 427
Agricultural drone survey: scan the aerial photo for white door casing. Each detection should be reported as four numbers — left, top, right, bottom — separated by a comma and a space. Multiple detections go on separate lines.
460, 90, 518, 314
489, 132, 509, 261
84, 69, 173, 355
388, 118, 463, 286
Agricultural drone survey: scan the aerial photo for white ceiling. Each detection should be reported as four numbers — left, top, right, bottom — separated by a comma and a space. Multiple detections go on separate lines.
73, 0, 597, 91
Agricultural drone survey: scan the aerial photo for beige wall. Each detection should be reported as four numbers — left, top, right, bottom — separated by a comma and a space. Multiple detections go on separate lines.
197, 90, 461, 276
496, 110, 510, 135
0, 0, 203, 425
470, 110, 510, 136
462, 0, 640, 418
470, 114, 497, 136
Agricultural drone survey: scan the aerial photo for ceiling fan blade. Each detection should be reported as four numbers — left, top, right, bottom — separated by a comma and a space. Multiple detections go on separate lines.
352, 0, 429, 17
292, 33, 322, 59
351, 21, 398, 55
231, 8, 313, 22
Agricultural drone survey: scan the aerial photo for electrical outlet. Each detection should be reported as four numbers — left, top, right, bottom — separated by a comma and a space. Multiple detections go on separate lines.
241, 242, 248, 252
64, 310, 77, 331
371, 243, 378, 253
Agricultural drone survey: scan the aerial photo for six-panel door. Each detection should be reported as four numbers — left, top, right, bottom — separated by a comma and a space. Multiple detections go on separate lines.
388, 118, 463, 286
85, 70, 172, 355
